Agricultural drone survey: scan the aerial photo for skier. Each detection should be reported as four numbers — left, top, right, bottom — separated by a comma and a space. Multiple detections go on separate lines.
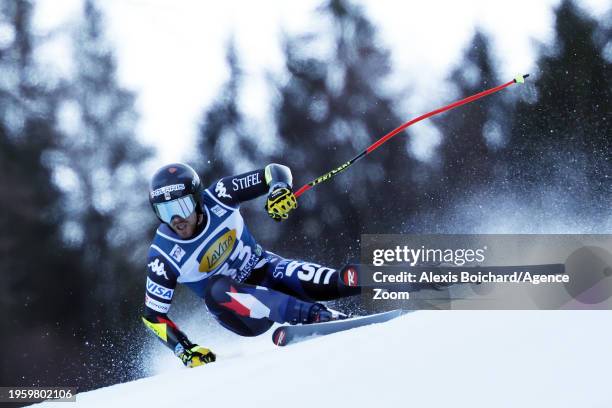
142, 163, 361, 367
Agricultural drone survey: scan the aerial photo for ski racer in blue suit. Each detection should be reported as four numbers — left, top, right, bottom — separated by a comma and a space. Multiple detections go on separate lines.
142, 163, 360, 367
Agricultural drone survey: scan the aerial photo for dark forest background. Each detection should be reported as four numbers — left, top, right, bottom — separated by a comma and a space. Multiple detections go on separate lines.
0, 0, 609, 392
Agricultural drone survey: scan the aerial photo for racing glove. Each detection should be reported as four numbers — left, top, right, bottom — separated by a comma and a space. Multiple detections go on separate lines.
265, 183, 297, 221
175, 344, 216, 368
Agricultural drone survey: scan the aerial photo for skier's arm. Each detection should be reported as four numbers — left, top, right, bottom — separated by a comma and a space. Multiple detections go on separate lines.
209, 163, 294, 206
142, 253, 215, 367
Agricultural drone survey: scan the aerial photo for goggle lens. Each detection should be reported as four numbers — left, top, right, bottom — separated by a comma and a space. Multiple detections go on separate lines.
153, 195, 196, 224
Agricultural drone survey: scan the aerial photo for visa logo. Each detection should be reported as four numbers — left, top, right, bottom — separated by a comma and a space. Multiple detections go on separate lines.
146, 277, 174, 300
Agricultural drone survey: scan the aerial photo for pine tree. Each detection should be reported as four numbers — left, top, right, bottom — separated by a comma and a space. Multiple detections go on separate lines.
193, 37, 267, 227
434, 30, 510, 203
271, 0, 415, 261
0, 0, 88, 388
509, 0, 611, 205
55, 0, 152, 323
194, 38, 259, 179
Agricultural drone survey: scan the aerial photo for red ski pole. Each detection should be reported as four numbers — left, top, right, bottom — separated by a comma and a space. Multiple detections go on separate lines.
294, 74, 529, 198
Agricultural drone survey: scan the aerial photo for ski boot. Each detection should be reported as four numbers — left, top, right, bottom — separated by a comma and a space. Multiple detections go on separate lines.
308, 303, 349, 323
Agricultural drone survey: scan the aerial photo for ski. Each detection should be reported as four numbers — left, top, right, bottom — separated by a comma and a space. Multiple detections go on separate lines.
272, 309, 407, 346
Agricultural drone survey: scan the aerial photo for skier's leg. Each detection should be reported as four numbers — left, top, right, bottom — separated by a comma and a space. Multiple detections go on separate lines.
246, 252, 361, 302
204, 275, 325, 336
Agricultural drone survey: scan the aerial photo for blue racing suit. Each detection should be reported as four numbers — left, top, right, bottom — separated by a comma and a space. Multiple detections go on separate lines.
142, 164, 360, 352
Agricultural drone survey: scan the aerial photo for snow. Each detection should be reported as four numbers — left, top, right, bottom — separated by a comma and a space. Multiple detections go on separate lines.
32, 310, 612, 407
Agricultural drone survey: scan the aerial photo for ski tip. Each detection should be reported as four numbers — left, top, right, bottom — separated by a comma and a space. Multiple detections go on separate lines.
273, 327, 288, 347
514, 74, 530, 84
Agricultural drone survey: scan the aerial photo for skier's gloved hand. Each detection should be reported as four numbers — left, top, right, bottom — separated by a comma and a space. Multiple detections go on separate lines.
175, 344, 216, 368
265, 182, 297, 221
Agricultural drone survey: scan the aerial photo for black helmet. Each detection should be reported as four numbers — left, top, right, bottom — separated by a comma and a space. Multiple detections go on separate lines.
149, 163, 202, 224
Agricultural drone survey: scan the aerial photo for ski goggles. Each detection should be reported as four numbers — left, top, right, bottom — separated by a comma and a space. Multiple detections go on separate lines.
153, 194, 196, 224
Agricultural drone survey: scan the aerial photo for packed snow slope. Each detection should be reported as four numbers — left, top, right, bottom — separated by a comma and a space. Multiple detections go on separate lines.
34, 311, 612, 408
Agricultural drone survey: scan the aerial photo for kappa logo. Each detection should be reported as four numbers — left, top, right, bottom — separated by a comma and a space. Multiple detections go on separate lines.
170, 244, 186, 262
210, 204, 227, 218
199, 229, 237, 272
215, 181, 232, 199
148, 258, 169, 280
